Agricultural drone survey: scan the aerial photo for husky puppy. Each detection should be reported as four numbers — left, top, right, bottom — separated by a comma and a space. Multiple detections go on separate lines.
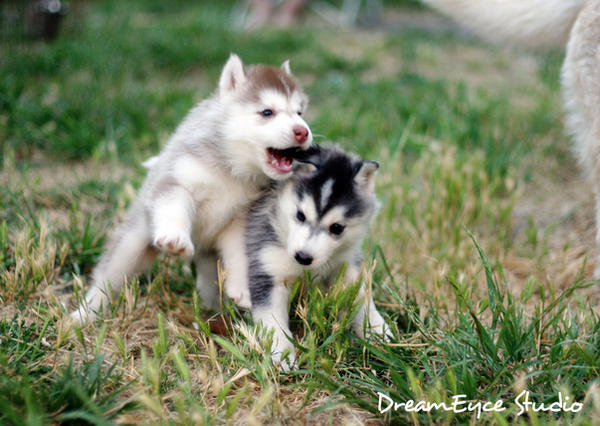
220, 146, 392, 369
71, 54, 312, 323
422, 0, 600, 277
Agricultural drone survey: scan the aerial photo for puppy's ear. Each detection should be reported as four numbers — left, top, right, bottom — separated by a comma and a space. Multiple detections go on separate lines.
280, 59, 292, 75
219, 54, 247, 94
292, 162, 317, 175
354, 160, 379, 193
291, 145, 321, 167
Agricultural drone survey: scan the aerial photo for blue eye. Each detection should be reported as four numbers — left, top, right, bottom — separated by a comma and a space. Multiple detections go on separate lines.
296, 210, 305, 222
329, 223, 345, 235
261, 109, 274, 117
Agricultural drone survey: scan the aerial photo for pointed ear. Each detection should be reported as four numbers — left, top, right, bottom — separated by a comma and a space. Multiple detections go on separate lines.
280, 59, 292, 75
219, 54, 247, 94
354, 160, 379, 193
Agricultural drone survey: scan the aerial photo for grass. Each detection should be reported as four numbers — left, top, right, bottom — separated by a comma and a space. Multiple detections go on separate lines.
1, 0, 599, 424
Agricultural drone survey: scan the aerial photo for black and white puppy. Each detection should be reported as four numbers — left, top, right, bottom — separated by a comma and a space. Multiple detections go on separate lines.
218, 145, 392, 369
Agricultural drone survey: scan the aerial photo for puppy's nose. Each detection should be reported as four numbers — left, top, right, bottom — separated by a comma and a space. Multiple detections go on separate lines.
293, 126, 309, 144
294, 251, 313, 266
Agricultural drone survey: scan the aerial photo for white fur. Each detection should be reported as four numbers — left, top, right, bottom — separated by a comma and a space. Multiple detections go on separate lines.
152, 188, 195, 257
219, 53, 246, 93
561, 1, 600, 276
216, 217, 252, 308
422, 0, 585, 49
320, 178, 334, 210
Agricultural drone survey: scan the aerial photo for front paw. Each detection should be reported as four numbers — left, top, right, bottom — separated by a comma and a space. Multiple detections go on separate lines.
226, 284, 251, 309
70, 305, 96, 325
271, 337, 297, 371
374, 321, 394, 342
356, 319, 394, 342
153, 231, 195, 258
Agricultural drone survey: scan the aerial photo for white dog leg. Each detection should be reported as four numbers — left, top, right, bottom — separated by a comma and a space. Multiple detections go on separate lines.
151, 186, 195, 258
252, 285, 296, 370
344, 266, 393, 340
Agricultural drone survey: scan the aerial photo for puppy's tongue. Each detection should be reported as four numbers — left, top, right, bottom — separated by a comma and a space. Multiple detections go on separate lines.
266, 148, 293, 173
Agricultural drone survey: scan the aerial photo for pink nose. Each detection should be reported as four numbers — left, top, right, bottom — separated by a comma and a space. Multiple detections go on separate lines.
293, 126, 309, 144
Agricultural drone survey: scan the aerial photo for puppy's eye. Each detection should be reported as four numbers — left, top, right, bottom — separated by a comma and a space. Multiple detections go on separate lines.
260, 109, 274, 117
296, 210, 306, 222
297, 111, 302, 116
329, 223, 345, 235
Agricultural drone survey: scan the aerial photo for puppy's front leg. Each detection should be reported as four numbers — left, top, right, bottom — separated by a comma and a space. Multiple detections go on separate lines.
251, 284, 296, 370
345, 266, 393, 340
151, 185, 195, 258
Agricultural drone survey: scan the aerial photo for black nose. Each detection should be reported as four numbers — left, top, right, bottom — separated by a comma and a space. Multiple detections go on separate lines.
294, 251, 313, 266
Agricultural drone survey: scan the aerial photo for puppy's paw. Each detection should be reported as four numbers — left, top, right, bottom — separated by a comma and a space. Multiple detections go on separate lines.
226, 284, 252, 309
70, 305, 96, 325
271, 338, 297, 372
153, 231, 195, 258
355, 318, 394, 342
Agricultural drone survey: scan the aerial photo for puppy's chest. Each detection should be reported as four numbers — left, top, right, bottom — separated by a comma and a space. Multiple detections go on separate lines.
195, 185, 259, 238
172, 157, 264, 244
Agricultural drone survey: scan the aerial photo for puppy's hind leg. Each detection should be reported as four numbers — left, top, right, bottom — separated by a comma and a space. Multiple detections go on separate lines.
71, 211, 155, 323
195, 251, 219, 311
216, 217, 251, 309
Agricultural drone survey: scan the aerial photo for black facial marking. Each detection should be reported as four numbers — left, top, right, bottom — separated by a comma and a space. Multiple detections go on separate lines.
293, 147, 366, 219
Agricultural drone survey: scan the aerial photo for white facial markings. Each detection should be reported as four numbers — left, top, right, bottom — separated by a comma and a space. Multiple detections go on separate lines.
290, 90, 308, 114
298, 194, 318, 223
321, 206, 347, 230
258, 89, 288, 115
320, 178, 335, 211
286, 191, 354, 268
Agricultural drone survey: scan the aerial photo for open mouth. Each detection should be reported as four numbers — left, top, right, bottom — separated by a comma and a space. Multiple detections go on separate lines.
266, 147, 301, 173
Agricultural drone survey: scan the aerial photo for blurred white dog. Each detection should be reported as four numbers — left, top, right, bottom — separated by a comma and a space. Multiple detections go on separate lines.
423, 0, 600, 276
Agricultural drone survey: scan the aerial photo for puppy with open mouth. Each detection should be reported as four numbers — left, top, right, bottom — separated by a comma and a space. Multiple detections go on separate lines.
71, 54, 312, 323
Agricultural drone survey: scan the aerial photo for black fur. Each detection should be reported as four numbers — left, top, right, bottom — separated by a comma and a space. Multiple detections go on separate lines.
294, 146, 366, 218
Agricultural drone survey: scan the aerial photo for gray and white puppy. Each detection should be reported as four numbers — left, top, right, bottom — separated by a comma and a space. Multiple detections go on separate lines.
220, 145, 392, 369
71, 54, 312, 323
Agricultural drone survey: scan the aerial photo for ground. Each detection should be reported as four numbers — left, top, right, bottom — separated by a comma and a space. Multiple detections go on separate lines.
1, 0, 599, 424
